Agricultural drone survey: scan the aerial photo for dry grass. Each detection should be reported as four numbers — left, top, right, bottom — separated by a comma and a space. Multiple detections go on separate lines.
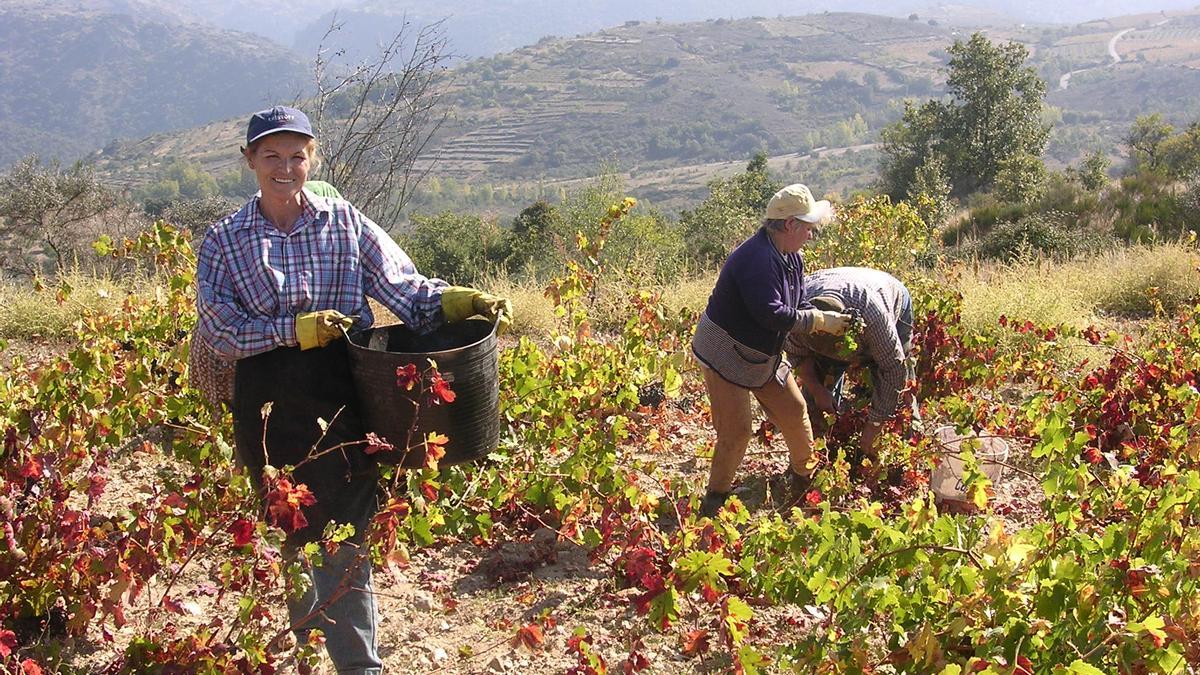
0, 270, 137, 340
484, 270, 714, 339
8, 244, 1197, 355
954, 242, 1200, 354
477, 274, 558, 339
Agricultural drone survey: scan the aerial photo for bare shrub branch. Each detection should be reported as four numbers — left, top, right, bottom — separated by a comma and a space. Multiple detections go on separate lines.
307, 14, 451, 230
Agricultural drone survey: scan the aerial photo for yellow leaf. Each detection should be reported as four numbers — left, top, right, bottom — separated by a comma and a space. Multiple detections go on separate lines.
988, 519, 1008, 546
1007, 542, 1034, 566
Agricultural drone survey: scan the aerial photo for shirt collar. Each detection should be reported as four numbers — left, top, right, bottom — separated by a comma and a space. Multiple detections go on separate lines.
760, 226, 797, 270
233, 189, 328, 233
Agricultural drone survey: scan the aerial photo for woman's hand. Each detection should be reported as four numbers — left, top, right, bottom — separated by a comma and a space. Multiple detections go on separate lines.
296, 310, 353, 350
442, 287, 513, 334
812, 310, 852, 335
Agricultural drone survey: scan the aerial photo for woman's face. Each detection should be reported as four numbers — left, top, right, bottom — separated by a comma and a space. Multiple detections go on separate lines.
774, 217, 817, 253
245, 133, 311, 203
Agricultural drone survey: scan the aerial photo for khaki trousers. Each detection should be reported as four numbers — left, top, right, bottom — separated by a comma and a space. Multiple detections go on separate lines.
700, 363, 815, 494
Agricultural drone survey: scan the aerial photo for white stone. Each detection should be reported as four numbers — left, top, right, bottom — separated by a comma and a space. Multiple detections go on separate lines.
412, 590, 436, 612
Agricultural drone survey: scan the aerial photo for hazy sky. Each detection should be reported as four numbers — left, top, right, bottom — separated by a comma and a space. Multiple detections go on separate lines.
100, 0, 1200, 52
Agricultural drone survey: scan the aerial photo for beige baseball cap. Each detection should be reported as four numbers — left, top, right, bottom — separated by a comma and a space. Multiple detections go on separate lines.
765, 183, 834, 224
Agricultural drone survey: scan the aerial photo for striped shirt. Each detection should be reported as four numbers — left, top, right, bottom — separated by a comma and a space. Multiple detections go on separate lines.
692, 312, 793, 388
196, 188, 447, 359
786, 267, 912, 424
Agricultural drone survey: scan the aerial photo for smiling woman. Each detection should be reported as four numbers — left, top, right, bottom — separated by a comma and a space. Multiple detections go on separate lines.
240, 111, 317, 232
192, 105, 512, 675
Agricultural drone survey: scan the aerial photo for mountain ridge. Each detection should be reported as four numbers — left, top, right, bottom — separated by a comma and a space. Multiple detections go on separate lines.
0, 2, 311, 167
51, 8, 1200, 215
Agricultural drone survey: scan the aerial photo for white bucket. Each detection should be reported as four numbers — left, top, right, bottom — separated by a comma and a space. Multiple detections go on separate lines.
929, 425, 1008, 504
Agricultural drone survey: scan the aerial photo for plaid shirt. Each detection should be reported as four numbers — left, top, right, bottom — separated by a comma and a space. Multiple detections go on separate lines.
196, 189, 447, 359
787, 267, 912, 424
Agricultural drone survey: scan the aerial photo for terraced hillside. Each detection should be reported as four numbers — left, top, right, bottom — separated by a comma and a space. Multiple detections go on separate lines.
424, 13, 951, 184
88, 9, 1200, 214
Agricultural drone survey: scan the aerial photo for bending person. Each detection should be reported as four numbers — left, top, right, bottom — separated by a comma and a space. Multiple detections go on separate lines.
786, 267, 915, 473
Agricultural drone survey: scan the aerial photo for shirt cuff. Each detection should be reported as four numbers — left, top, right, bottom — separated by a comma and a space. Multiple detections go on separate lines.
792, 308, 815, 334
275, 316, 297, 347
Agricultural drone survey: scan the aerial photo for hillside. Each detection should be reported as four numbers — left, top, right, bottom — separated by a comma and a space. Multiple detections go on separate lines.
87, 9, 1200, 214
426, 14, 950, 182
90, 12, 960, 205
0, 2, 311, 167
288, 0, 1200, 63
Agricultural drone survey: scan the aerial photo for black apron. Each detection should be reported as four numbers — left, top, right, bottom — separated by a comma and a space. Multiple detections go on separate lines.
233, 340, 378, 546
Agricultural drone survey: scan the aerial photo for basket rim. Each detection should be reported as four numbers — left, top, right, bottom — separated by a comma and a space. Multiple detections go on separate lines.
930, 424, 1010, 458
346, 317, 497, 358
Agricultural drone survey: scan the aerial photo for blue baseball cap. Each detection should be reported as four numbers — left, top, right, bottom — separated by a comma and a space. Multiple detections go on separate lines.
245, 106, 314, 146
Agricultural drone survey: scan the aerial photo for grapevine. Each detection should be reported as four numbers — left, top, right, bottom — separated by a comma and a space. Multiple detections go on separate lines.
2, 200, 1199, 673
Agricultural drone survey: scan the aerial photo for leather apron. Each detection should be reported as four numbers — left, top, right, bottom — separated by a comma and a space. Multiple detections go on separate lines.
233, 340, 378, 546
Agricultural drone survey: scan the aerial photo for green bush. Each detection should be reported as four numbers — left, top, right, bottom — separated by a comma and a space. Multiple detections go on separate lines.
1108, 170, 1189, 242
941, 194, 1030, 245
557, 174, 688, 283
807, 194, 935, 272
400, 211, 507, 285
966, 210, 1113, 262
679, 153, 781, 269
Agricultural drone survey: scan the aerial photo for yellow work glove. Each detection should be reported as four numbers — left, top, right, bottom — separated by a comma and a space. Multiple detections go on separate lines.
295, 310, 353, 350
805, 309, 853, 335
441, 286, 513, 335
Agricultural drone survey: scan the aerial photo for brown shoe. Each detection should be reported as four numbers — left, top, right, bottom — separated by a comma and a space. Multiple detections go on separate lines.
699, 485, 756, 518
770, 469, 814, 510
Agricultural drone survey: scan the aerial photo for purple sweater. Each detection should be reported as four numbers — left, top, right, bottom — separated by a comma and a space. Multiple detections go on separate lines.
703, 227, 811, 355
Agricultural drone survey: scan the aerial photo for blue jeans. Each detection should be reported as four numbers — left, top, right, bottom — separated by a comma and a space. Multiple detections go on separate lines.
287, 541, 382, 674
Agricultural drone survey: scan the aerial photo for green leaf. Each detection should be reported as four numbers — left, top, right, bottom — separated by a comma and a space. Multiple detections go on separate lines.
1128, 614, 1167, 641
1066, 660, 1106, 675
663, 366, 682, 399
676, 550, 734, 591
409, 515, 434, 546
648, 586, 680, 630
726, 595, 753, 622
92, 235, 114, 256
1157, 645, 1188, 674
1006, 542, 1035, 566
737, 645, 769, 675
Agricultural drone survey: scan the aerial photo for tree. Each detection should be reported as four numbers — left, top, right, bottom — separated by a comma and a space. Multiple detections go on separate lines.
680, 152, 782, 268
504, 200, 563, 276
879, 101, 945, 202
1124, 116, 1200, 179
307, 14, 451, 230
907, 153, 954, 228
136, 159, 220, 215
1125, 114, 1174, 174
400, 211, 505, 285
993, 153, 1047, 204
0, 156, 121, 274
161, 195, 243, 234
1077, 150, 1110, 192
1154, 122, 1200, 180
879, 33, 1050, 201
